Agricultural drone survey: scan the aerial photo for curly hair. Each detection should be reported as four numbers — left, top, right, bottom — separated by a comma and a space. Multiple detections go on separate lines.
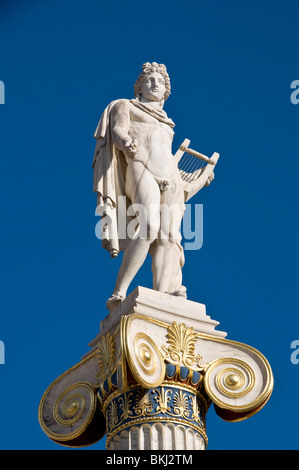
134, 62, 171, 101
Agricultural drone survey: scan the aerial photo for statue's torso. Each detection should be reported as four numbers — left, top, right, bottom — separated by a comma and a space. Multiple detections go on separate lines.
127, 102, 177, 179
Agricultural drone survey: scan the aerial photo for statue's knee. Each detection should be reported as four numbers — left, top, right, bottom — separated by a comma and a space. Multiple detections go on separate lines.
138, 220, 159, 241
147, 221, 160, 241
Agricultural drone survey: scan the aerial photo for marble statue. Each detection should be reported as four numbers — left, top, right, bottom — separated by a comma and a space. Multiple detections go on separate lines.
92, 62, 218, 305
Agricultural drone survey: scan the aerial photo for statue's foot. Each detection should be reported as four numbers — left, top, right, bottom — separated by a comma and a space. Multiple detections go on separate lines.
106, 291, 125, 307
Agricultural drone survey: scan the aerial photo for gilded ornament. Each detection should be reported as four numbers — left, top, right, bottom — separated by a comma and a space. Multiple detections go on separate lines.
154, 387, 172, 414
172, 389, 189, 418
133, 390, 153, 416
224, 372, 242, 389
119, 392, 134, 420
39, 381, 98, 444
63, 400, 79, 417
97, 332, 117, 383
103, 382, 208, 447
54, 390, 86, 426
107, 399, 119, 430
215, 364, 253, 398
134, 334, 157, 376
162, 322, 203, 369
190, 395, 200, 423
203, 357, 264, 413
125, 325, 166, 388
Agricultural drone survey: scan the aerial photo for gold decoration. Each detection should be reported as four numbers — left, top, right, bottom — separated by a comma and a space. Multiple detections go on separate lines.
54, 390, 86, 425
103, 382, 209, 448
204, 357, 260, 412
154, 387, 171, 413
124, 323, 166, 388
40, 381, 97, 443
63, 399, 80, 418
107, 399, 119, 430
224, 371, 244, 390
134, 334, 157, 376
134, 390, 153, 416
97, 332, 117, 383
173, 389, 189, 418
119, 392, 134, 420
190, 395, 200, 423
162, 322, 203, 369
38, 350, 106, 447
215, 362, 254, 399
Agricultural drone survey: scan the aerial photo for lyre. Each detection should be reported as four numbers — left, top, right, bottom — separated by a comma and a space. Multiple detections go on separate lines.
174, 138, 220, 201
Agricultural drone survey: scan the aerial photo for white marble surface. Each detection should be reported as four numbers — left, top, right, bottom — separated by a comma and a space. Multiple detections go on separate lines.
96, 286, 227, 340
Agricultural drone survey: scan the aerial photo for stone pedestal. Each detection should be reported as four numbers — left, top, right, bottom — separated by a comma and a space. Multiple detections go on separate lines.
38, 287, 273, 449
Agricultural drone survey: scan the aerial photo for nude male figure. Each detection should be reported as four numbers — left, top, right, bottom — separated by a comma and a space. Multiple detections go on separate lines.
93, 62, 204, 305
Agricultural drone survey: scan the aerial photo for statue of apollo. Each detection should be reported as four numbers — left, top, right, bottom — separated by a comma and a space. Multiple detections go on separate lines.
92, 62, 218, 305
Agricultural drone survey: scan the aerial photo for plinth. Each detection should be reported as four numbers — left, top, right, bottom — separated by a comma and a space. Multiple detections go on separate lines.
38, 287, 273, 449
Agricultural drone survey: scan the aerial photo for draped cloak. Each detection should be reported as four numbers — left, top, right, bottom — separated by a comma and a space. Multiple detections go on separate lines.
92, 98, 176, 259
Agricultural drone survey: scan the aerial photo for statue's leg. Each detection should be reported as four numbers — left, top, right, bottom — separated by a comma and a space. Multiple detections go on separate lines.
150, 177, 186, 295
150, 239, 177, 293
108, 164, 160, 302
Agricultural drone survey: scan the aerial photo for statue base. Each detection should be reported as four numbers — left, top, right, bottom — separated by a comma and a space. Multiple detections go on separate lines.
38, 287, 273, 450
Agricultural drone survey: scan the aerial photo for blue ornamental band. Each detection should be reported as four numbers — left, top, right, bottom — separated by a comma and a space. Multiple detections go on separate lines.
102, 382, 209, 447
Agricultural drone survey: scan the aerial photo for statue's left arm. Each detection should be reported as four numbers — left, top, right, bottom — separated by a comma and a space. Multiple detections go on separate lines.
174, 140, 219, 202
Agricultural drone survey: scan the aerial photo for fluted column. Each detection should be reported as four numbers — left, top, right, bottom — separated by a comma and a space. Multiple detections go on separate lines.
109, 422, 206, 450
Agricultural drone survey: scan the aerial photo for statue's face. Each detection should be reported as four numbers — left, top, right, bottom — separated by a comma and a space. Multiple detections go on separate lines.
140, 72, 166, 103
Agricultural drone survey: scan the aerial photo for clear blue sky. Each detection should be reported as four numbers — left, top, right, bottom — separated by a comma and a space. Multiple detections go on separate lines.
0, 0, 298, 450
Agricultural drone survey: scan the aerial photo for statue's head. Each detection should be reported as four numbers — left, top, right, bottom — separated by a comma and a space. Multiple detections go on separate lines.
134, 62, 171, 105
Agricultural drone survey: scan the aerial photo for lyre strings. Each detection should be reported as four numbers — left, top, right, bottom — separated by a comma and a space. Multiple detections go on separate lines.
178, 151, 207, 182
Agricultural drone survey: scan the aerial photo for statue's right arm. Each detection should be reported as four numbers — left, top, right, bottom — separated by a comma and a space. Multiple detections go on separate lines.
110, 100, 133, 154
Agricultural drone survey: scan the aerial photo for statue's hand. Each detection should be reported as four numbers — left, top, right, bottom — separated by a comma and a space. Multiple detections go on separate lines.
204, 172, 215, 187
125, 139, 139, 158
